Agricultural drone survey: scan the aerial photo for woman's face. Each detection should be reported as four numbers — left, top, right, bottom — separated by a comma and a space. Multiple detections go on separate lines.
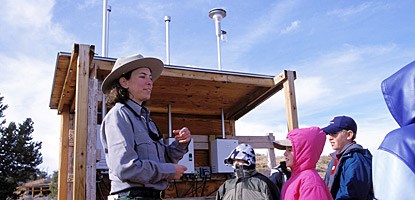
119, 67, 153, 104
284, 147, 294, 168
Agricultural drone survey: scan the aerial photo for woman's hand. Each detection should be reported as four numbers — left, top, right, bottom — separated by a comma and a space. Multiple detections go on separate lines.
172, 127, 191, 144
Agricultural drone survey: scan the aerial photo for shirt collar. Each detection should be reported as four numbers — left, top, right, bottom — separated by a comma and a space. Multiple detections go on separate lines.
125, 99, 149, 118
335, 141, 356, 158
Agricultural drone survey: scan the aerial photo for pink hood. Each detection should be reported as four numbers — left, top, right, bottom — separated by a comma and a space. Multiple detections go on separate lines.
281, 127, 332, 200
287, 126, 326, 174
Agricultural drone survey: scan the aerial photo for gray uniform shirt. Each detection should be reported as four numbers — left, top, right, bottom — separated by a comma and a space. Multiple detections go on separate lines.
100, 99, 188, 194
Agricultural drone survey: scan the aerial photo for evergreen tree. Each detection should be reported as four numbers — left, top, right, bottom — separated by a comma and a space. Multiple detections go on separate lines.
49, 171, 59, 198
0, 95, 7, 126
0, 94, 43, 198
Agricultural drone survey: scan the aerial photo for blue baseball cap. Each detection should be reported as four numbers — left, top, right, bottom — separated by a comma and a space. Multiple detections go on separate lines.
322, 116, 357, 134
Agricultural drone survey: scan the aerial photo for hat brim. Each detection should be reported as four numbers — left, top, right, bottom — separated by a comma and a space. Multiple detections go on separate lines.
273, 139, 292, 150
101, 57, 164, 93
322, 124, 343, 135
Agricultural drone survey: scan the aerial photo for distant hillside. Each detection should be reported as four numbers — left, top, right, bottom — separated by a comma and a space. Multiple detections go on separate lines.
256, 154, 331, 178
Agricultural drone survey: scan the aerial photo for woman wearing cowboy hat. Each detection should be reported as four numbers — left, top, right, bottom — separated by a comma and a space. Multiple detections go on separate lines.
100, 54, 191, 199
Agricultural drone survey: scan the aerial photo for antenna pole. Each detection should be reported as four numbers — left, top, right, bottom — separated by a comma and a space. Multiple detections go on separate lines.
101, 0, 111, 57
209, 8, 226, 70
164, 16, 171, 65
101, 0, 111, 119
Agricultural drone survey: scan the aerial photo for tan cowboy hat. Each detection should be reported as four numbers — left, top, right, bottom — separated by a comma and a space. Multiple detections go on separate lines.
101, 54, 164, 93
273, 139, 292, 150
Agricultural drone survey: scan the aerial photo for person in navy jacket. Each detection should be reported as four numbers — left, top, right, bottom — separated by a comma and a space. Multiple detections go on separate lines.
322, 116, 374, 200
373, 61, 415, 199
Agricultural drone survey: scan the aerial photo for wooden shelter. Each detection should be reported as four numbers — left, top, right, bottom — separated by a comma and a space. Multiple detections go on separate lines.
15, 178, 52, 198
49, 43, 298, 200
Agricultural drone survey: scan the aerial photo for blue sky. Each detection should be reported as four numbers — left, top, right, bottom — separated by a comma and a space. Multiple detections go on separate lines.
1, 0, 414, 174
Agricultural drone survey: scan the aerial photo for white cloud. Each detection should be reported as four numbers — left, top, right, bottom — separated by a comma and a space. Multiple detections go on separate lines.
1, 0, 54, 29
0, 54, 61, 174
327, 2, 371, 18
296, 43, 397, 86
295, 76, 330, 106
226, 1, 298, 63
0, 0, 76, 174
280, 20, 301, 35
76, 0, 100, 10
106, 1, 171, 58
236, 42, 405, 158
0, 0, 74, 57
286, 44, 400, 119
327, 2, 390, 19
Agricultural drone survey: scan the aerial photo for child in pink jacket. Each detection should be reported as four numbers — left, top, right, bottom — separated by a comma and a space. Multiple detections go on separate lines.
273, 126, 332, 200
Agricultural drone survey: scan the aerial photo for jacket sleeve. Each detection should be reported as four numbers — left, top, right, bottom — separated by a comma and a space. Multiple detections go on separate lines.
164, 139, 188, 163
299, 184, 333, 200
336, 152, 372, 199
324, 158, 334, 186
103, 108, 176, 184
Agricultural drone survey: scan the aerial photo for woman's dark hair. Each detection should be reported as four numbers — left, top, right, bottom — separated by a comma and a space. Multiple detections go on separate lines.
105, 71, 133, 106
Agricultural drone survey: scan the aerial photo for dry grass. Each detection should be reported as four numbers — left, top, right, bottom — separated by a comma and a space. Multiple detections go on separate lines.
255, 154, 331, 178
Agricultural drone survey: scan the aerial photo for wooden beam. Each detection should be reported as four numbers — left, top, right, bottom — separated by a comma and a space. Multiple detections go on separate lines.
226, 87, 274, 120
93, 61, 277, 88
151, 112, 222, 120
72, 44, 94, 200
49, 55, 71, 110
94, 59, 115, 71
58, 105, 69, 200
191, 135, 277, 150
193, 135, 209, 150
235, 136, 275, 148
283, 70, 298, 131
162, 68, 276, 87
57, 44, 79, 114
70, 98, 76, 114
227, 70, 295, 120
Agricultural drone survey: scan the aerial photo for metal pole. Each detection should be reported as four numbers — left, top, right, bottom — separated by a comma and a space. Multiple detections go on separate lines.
102, 0, 109, 57
101, 0, 111, 119
164, 16, 171, 65
106, 5, 111, 53
168, 104, 172, 137
221, 108, 225, 138
165, 17, 172, 136
209, 8, 226, 70
216, 27, 222, 70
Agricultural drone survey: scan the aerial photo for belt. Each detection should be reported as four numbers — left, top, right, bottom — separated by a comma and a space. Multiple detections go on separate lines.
113, 187, 161, 199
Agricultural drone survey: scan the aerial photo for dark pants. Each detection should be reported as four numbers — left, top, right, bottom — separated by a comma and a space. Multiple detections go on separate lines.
113, 187, 162, 200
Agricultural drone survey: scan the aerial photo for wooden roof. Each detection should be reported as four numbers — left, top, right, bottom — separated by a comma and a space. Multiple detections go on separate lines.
51, 44, 298, 200
49, 48, 296, 120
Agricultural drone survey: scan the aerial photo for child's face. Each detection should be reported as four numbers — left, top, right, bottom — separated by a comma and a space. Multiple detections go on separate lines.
233, 159, 248, 168
284, 147, 294, 168
328, 129, 353, 151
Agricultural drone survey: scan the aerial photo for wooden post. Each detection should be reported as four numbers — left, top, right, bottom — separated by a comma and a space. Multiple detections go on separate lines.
68, 129, 74, 200
58, 105, 70, 200
267, 133, 277, 169
72, 44, 93, 199
283, 71, 298, 131
86, 78, 99, 200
